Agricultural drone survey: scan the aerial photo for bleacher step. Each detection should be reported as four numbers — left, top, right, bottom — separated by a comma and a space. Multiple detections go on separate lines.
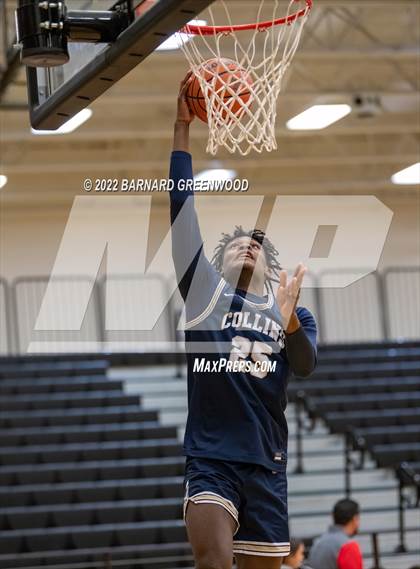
289, 489, 400, 511
288, 467, 395, 490
290, 507, 419, 539
364, 550, 420, 569
358, 530, 420, 560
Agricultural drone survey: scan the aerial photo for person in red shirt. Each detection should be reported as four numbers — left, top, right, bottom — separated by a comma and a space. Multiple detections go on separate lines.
307, 499, 364, 569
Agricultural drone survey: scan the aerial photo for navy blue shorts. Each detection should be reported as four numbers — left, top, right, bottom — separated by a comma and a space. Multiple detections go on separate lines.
183, 456, 290, 557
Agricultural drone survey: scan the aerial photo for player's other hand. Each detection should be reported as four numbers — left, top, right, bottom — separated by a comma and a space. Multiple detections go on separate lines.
177, 72, 195, 125
276, 263, 307, 329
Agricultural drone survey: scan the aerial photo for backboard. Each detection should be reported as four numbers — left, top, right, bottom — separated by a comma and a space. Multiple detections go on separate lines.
25, 0, 214, 130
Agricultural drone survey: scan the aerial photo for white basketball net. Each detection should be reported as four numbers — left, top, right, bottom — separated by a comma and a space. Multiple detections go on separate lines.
178, 0, 311, 156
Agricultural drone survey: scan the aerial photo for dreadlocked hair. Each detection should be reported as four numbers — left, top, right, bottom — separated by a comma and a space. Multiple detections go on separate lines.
210, 225, 282, 295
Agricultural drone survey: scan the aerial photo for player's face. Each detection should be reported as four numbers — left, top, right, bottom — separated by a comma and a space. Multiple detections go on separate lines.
351, 513, 361, 535
222, 236, 268, 282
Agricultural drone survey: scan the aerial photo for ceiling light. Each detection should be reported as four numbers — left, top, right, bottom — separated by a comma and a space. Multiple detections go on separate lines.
157, 20, 207, 51
391, 163, 420, 185
286, 104, 352, 130
195, 168, 237, 183
0, 175, 7, 189
31, 108, 92, 135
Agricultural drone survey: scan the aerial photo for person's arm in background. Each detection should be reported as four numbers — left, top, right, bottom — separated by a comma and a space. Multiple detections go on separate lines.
337, 541, 364, 569
169, 74, 220, 313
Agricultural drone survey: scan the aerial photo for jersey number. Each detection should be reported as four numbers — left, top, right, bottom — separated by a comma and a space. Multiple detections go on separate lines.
229, 335, 273, 379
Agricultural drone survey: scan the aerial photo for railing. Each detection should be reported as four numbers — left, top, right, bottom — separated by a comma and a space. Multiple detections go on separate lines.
383, 267, 420, 340
0, 267, 418, 354
0, 277, 12, 355
11, 276, 102, 354
317, 270, 386, 343
99, 274, 175, 353
293, 394, 420, 556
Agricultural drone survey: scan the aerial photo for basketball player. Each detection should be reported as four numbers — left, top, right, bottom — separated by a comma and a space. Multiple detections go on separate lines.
169, 74, 317, 569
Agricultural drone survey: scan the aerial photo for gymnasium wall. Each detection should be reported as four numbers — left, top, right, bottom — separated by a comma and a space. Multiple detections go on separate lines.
0, 194, 418, 281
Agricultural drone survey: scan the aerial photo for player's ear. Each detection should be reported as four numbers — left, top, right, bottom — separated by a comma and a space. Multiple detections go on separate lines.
264, 265, 275, 279
265, 266, 274, 280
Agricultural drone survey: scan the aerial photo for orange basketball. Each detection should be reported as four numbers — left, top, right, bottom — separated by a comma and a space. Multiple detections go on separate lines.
186, 58, 253, 124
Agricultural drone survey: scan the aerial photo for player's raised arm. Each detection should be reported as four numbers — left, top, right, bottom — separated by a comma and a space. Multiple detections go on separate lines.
169, 74, 219, 310
173, 73, 194, 153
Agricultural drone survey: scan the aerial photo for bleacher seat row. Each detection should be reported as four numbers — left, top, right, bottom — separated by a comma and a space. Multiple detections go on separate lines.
289, 341, 420, 562
0, 345, 419, 568
0, 356, 188, 568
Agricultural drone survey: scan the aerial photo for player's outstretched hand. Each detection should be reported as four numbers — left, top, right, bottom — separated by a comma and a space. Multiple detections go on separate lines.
177, 72, 195, 124
276, 263, 307, 329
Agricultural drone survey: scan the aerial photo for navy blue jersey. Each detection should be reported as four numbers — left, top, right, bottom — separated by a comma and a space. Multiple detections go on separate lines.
169, 151, 317, 472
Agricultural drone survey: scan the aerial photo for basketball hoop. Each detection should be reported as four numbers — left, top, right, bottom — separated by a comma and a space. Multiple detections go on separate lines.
178, 0, 313, 155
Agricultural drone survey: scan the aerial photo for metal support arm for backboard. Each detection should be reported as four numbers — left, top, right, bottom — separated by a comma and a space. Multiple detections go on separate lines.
16, 0, 133, 67
16, 0, 215, 130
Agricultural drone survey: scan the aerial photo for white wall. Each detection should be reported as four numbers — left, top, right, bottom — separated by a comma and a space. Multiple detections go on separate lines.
0, 194, 418, 280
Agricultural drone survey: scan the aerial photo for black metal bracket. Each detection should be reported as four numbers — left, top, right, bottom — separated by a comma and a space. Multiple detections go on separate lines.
293, 392, 315, 474
294, 394, 305, 474
369, 533, 386, 569
344, 430, 364, 497
395, 477, 408, 553
15, 0, 133, 67
24, 0, 215, 130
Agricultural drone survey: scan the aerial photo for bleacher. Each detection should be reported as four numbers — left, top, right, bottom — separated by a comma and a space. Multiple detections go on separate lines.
290, 341, 420, 465
288, 341, 420, 565
115, 346, 420, 568
0, 356, 192, 569
0, 344, 419, 569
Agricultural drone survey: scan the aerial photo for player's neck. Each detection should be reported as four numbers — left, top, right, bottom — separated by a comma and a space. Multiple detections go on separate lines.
234, 274, 265, 297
